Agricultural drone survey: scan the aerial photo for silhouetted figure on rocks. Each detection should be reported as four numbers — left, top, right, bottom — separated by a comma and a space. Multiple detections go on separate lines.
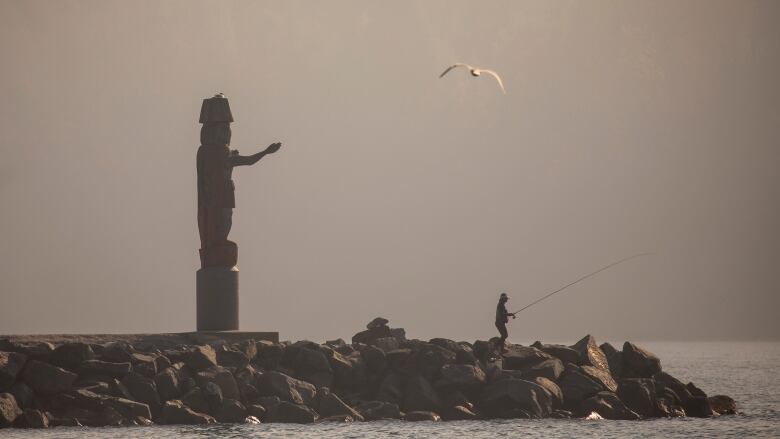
495, 292, 515, 353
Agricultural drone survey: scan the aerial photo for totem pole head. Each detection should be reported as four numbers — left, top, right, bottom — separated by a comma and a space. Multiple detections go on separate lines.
199, 93, 234, 146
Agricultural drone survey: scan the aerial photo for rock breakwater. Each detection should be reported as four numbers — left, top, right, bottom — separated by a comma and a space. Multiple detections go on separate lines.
0, 319, 736, 428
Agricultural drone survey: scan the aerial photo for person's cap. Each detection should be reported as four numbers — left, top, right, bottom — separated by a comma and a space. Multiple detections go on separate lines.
500, 292, 509, 299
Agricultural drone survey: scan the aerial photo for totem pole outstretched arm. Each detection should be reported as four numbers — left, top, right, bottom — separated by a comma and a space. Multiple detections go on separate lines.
231, 142, 282, 166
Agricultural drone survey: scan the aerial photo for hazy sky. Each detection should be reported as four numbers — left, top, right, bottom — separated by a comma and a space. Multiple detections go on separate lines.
1, 1, 778, 343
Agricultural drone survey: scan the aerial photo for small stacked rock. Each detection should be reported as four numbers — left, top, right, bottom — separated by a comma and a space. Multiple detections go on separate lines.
0, 321, 736, 428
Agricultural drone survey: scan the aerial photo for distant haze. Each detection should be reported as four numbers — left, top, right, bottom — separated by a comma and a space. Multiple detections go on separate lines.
1, 1, 778, 343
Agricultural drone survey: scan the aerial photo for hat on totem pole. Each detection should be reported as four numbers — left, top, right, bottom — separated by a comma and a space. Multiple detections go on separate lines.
199, 92, 234, 123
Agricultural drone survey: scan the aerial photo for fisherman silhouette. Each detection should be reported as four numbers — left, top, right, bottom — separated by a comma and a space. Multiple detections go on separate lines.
495, 292, 516, 353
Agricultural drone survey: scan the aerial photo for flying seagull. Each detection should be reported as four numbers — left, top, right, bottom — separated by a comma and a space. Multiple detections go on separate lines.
439, 63, 506, 94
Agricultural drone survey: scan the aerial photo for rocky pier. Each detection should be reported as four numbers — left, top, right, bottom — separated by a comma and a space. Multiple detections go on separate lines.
0, 318, 737, 428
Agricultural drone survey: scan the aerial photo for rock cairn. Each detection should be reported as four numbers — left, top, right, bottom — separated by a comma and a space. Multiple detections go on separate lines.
0, 319, 737, 428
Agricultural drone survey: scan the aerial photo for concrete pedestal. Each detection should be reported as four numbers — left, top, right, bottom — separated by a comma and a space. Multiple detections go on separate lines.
196, 266, 239, 331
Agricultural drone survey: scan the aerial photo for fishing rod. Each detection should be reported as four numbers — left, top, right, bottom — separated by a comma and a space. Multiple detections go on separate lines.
510, 253, 652, 315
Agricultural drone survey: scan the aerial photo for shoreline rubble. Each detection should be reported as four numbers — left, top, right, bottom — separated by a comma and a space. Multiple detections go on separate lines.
0, 319, 737, 428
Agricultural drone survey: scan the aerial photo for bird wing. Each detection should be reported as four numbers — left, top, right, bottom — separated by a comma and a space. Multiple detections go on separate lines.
439, 63, 472, 78
481, 69, 506, 94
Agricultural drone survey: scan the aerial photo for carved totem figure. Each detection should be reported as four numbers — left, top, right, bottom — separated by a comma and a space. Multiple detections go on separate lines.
197, 94, 281, 268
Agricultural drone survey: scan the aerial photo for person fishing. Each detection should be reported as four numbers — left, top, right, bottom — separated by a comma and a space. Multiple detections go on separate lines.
495, 293, 516, 353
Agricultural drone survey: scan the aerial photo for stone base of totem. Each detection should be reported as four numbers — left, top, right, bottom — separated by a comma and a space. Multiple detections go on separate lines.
196, 266, 239, 331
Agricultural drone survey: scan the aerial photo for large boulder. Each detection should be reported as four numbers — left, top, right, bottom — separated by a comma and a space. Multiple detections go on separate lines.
600, 343, 623, 378
315, 387, 364, 421
254, 342, 283, 370
581, 391, 640, 420
441, 363, 486, 391
129, 352, 158, 378
178, 346, 218, 372
0, 352, 27, 390
557, 366, 603, 409
180, 387, 210, 414
355, 400, 401, 420
683, 396, 717, 418
621, 342, 661, 378
366, 317, 389, 329
76, 360, 131, 379
375, 373, 404, 404
52, 342, 95, 370
386, 349, 416, 376
9, 382, 34, 409
0, 393, 22, 427
352, 326, 392, 345
533, 377, 563, 408
402, 375, 442, 413
69, 388, 153, 421
531, 342, 581, 365
653, 372, 693, 404
479, 378, 552, 418
120, 372, 161, 415
502, 345, 553, 371
13, 408, 49, 428
359, 345, 386, 377
292, 346, 333, 388
22, 360, 77, 395
617, 378, 657, 418
100, 342, 134, 363
571, 335, 609, 371
160, 399, 216, 424
214, 398, 247, 423
1, 341, 55, 362
708, 395, 737, 415
216, 347, 250, 369
521, 358, 564, 381
265, 401, 318, 423
196, 367, 240, 401
328, 350, 367, 390
580, 365, 618, 393
155, 367, 181, 402
256, 371, 316, 405
414, 344, 456, 379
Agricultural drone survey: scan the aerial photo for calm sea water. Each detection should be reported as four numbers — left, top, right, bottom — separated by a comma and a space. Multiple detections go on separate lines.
4, 342, 778, 438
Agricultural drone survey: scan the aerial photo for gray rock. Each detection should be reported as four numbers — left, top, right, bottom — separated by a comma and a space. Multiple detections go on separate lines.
617, 378, 657, 418
533, 377, 563, 408
244, 415, 261, 424
0, 393, 22, 427
581, 365, 618, 393
181, 387, 210, 414
316, 387, 364, 421
22, 360, 77, 395
180, 346, 218, 372
254, 342, 283, 370
0, 351, 27, 390
130, 352, 158, 378
532, 342, 581, 365
214, 398, 247, 423
120, 372, 161, 415
2, 342, 55, 362
581, 391, 640, 420
372, 337, 400, 352
247, 403, 266, 420
9, 382, 34, 409
328, 350, 367, 390
256, 371, 316, 405
367, 317, 389, 329
478, 378, 551, 418
521, 358, 564, 381
292, 346, 333, 388
557, 366, 603, 409
708, 395, 737, 415
502, 345, 553, 371
265, 401, 318, 423
386, 349, 416, 376
355, 400, 401, 420
77, 360, 131, 379
683, 395, 717, 418
376, 373, 404, 404
403, 375, 442, 413
600, 342, 623, 378
217, 348, 250, 369
440, 364, 487, 390
100, 342, 134, 363
160, 399, 216, 424
360, 345, 387, 377
204, 381, 223, 410
352, 326, 392, 345
622, 342, 661, 378
571, 335, 610, 371
52, 343, 95, 370
13, 408, 49, 428
196, 367, 240, 401
155, 367, 180, 401
404, 410, 441, 421
414, 344, 456, 379
653, 372, 693, 403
